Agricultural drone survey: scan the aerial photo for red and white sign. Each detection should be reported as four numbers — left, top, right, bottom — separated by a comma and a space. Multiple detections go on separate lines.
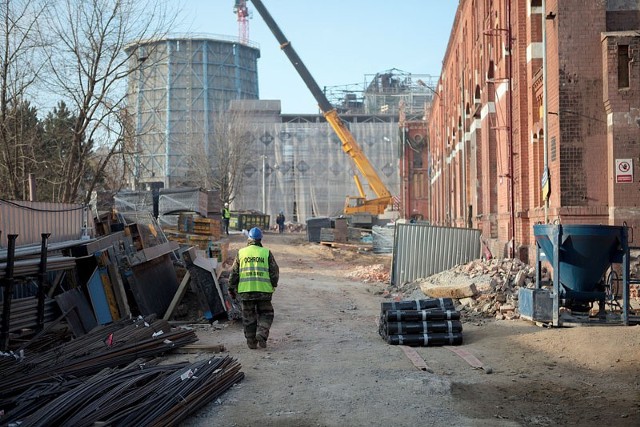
615, 159, 633, 183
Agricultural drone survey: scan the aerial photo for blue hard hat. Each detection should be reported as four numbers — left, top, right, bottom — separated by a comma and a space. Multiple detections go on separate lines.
248, 227, 263, 240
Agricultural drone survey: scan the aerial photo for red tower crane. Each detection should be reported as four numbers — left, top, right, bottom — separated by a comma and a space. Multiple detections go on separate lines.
233, 0, 250, 44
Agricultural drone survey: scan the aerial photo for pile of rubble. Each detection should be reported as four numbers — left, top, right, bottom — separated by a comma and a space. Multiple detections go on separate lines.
346, 264, 390, 283
391, 258, 538, 320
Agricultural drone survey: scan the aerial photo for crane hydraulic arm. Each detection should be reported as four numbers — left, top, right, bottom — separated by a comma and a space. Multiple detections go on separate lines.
249, 0, 393, 216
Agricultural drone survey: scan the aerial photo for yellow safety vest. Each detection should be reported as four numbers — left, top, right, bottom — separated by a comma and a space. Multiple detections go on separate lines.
238, 246, 274, 293
223, 208, 230, 219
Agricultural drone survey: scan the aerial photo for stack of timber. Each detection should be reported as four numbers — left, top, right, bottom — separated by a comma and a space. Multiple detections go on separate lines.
165, 213, 228, 261
379, 298, 463, 346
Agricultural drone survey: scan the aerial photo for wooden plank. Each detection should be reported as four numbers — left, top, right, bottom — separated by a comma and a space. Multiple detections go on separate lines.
444, 346, 493, 373
106, 247, 131, 318
399, 345, 433, 373
163, 271, 191, 321
107, 262, 130, 318
98, 265, 120, 321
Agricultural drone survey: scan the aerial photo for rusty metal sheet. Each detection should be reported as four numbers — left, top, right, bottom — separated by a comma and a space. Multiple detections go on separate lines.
126, 254, 179, 316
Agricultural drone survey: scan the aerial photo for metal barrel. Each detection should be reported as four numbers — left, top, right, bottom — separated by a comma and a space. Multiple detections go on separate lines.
383, 309, 460, 322
380, 298, 455, 312
386, 332, 463, 346
384, 320, 463, 335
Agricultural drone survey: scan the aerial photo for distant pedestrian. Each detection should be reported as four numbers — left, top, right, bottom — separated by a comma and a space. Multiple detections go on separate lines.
228, 227, 279, 349
276, 211, 285, 234
222, 203, 231, 235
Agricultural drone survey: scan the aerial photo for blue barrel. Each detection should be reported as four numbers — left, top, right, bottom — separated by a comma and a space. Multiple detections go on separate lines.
533, 224, 625, 294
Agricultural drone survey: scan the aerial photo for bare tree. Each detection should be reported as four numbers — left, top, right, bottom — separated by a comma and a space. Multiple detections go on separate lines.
0, 0, 48, 200
188, 107, 255, 205
94, 107, 135, 194
42, 0, 175, 204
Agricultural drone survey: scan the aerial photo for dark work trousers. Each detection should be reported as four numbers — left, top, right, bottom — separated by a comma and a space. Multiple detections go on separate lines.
240, 299, 274, 342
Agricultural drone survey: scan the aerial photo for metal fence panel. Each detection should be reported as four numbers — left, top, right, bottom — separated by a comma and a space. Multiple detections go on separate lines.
0, 200, 91, 248
391, 223, 482, 285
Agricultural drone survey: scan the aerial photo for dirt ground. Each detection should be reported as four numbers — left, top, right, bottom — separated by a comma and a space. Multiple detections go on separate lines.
176, 232, 640, 427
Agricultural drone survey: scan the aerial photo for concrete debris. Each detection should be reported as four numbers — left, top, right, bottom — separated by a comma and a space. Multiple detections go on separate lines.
419, 281, 478, 299
390, 258, 538, 319
346, 264, 390, 283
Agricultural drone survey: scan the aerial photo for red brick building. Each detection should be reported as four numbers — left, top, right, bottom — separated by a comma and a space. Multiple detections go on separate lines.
425, 0, 640, 261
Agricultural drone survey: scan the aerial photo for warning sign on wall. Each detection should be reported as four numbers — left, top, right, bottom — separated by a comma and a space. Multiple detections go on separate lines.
615, 159, 633, 183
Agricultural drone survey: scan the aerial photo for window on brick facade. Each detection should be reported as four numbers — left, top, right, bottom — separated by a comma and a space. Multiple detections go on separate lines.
413, 153, 423, 169
531, 0, 541, 7
618, 45, 630, 89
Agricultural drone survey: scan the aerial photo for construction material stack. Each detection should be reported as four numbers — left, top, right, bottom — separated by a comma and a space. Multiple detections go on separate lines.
379, 298, 463, 346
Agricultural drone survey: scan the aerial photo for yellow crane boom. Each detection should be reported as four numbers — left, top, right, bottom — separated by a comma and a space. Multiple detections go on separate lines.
249, 0, 393, 216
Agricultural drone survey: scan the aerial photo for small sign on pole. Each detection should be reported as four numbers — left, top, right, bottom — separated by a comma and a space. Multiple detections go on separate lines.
541, 168, 550, 201
615, 159, 633, 183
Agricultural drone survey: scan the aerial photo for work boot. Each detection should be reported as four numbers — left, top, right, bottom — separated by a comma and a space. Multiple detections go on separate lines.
247, 339, 258, 349
256, 335, 267, 348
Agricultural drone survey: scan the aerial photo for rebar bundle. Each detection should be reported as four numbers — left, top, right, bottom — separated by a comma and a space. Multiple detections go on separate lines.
379, 298, 463, 346
0, 315, 245, 425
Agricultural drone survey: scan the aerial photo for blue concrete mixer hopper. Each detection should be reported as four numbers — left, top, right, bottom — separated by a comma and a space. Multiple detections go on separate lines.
523, 224, 633, 326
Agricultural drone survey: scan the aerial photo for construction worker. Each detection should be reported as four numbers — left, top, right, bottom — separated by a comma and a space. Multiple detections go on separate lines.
222, 202, 231, 235
276, 211, 285, 234
228, 227, 279, 349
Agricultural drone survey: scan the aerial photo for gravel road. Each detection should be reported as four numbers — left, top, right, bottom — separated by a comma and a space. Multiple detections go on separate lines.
177, 232, 640, 427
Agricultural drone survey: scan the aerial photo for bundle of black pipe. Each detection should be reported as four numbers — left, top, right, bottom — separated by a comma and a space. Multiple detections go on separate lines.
379, 298, 463, 346
380, 297, 456, 312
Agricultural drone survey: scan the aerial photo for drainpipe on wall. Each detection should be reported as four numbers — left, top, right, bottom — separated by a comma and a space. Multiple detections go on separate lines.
461, 67, 467, 228
507, 0, 516, 257
542, 0, 550, 223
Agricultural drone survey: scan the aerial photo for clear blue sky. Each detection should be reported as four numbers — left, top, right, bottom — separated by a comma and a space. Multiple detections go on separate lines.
175, 1, 458, 114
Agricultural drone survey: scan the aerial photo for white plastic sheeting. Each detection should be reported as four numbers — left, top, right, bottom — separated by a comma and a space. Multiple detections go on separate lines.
232, 117, 401, 228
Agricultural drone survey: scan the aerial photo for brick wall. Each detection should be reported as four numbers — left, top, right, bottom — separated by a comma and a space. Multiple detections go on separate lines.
426, 0, 640, 262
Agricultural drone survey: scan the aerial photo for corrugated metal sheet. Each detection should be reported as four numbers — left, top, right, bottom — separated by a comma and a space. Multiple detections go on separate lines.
0, 200, 92, 248
391, 223, 482, 285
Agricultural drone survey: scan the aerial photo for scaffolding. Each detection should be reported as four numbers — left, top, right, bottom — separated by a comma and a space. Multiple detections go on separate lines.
231, 104, 401, 227
126, 35, 260, 189
324, 69, 439, 117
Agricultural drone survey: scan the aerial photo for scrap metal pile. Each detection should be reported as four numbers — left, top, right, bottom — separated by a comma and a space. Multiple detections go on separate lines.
378, 298, 463, 346
0, 316, 244, 426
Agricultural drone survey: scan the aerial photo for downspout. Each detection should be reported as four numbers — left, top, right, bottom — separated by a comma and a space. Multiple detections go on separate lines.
508, 0, 515, 256
402, 122, 407, 219
542, 0, 550, 223
461, 67, 467, 227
